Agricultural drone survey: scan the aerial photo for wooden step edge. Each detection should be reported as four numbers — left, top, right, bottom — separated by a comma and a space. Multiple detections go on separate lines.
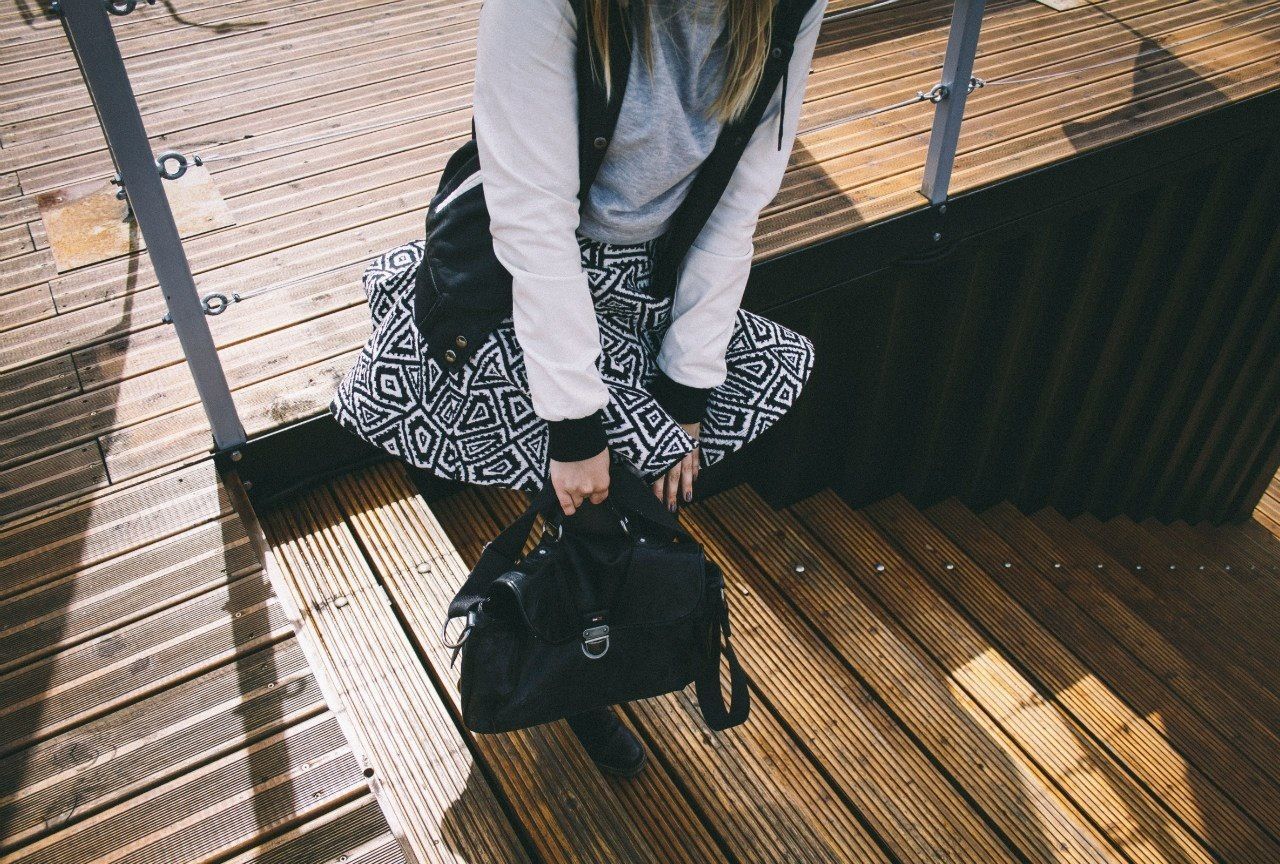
225, 468, 530, 864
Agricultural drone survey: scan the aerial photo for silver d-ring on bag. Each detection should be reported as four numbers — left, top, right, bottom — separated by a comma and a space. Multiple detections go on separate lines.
581, 624, 611, 659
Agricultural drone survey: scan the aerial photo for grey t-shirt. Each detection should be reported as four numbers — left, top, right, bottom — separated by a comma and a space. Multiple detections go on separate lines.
577, 0, 729, 245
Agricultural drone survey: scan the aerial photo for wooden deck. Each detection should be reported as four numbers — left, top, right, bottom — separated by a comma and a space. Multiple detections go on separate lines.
0, 460, 407, 864
247, 461, 1280, 864
4, 0, 1280, 860
3, 0, 1280, 519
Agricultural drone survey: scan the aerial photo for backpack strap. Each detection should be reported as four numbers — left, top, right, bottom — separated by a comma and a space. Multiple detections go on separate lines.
650, 0, 820, 300
470, 0, 633, 197
575, 0, 637, 195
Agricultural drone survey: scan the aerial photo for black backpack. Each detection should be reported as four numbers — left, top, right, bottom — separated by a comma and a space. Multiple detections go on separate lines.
414, 0, 819, 370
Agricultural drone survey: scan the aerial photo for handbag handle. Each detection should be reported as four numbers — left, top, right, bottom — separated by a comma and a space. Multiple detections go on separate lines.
446, 461, 691, 621
694, 579, 751, 731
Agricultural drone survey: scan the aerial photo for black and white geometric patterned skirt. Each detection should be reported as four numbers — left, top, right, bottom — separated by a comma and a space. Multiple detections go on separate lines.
330, 232, 815, 493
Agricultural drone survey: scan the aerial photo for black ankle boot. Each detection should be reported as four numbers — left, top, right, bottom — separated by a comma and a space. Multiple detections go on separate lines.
566, 706, 647, 778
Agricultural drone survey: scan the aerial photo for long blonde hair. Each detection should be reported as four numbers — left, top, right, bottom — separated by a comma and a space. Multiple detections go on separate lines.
583, 0, 775, 126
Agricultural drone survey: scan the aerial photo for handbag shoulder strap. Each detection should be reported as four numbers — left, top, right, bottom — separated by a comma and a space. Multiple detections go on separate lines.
694, 568, 751, 730
447, 483, 560, 620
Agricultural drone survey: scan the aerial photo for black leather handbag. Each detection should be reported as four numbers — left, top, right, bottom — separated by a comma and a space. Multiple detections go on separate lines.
442, 463, 749, 734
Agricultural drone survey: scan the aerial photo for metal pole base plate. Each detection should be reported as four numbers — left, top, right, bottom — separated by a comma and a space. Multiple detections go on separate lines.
36, 164, 234, 272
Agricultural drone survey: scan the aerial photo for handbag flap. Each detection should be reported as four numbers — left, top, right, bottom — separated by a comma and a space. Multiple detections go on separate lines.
488, 539, 706, 644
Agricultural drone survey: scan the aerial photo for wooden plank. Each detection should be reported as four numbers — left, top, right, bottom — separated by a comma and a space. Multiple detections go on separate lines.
1134, 517, 1280, 652
7, 12, 477, 160
329, 462, 729, 864
686, 487, 1121, 864
779, 488, 1219, 864
979, 502, 1280, 796
910, 497, 1280, 848
0, 460, 228, 600
93, 348, 360, 488
219, 796, 406, 864
256, 477, 533, 864
1074, 513, 1280, 687
0, 442, 107, 523
0, 304, 368, 471
0, 195, 38, 232
0, 354, 79, 421
470, 486, 894, 864
0, 0, 433, 91
1168, 521, 1277, 581
766, 82, 1280, 265
0, 0, 367, 72
0, 514, 258, 673
0, 224, 35, 260
1026, 507, 1280, 732
0, 283, 55, 331
71, 262, 366, 390
0, 251, 56, 300
1, 712, 362, 864
0, 571, 289, 754
0, 637, 324, 851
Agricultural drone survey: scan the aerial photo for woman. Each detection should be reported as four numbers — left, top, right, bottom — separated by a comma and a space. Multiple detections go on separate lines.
331, 0, 825, 776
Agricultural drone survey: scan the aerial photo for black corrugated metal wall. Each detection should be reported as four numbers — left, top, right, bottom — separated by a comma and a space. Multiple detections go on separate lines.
742, 95, 1280, 524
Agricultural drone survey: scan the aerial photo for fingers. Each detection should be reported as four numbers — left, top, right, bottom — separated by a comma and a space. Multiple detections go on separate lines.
664, 462, 682, 512
588, 487, 609, 505
555, 485, 579, 516
680, 451, 696, 503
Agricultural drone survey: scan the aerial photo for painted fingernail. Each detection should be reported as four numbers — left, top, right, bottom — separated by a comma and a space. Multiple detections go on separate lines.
684, 490, 692, 502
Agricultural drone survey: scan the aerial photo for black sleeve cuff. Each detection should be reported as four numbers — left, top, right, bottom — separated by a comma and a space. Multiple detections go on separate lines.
547, 409, 608, 462
649, 370, 712, 425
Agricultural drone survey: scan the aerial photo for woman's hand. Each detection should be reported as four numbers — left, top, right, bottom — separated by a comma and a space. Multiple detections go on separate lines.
550, 448, 611, 516
653, 422, 701, 512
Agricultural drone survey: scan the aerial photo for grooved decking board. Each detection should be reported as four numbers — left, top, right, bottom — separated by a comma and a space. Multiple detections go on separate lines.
691, 486, 1122, 864
0, 460, 228, 595
217, 796, 407, 864
328, 462, 728, 864
1, 713, 362, 864
1, 305, 368, 470
0, 513, 258, 673
971, 502, 1280, 796
0, 355, 79, 421
257, 477, 532, 864
467, 486, 894, 864
0, 571, 290, 754
1026, 507, 1280, 733
1073, 513, 1280, 691
0, 443, 106, 522
771, 488, 1222, 864
0, 637, 324, 852
1136, 516, 1280, 646
0, 455, 401, 864
862, 494, 1280, 859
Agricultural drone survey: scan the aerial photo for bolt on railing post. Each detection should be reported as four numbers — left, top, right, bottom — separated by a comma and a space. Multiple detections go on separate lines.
920, 0, 986, 205
57, 0, 246, 451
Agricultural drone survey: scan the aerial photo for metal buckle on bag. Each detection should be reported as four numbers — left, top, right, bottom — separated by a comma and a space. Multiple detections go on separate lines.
581, 624, 610, 659
542, 518, 563, 543
441, 608, 477, 650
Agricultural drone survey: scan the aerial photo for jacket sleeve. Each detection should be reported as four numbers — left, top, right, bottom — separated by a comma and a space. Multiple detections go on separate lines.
472, 0, 609, 461
652, 0, 827, 424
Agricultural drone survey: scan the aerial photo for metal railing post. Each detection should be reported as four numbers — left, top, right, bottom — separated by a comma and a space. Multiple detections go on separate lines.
920, 0, 986, 205
57, 0, 247, 451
